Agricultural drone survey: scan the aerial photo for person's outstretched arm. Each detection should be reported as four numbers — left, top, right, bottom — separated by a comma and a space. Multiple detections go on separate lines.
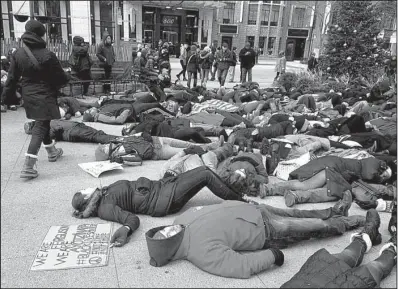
96, 109, 131, 125
196, 243, 279, 279
97, 203, 140, 246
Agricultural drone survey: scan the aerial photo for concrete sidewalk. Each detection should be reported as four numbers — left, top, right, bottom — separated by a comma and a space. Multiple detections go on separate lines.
1, 62, 396, 288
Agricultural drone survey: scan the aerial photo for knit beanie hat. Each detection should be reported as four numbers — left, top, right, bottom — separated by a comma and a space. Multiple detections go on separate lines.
330, 93, 342, 107
82, 111, 94, 122
73, 36, 84, 45
25, 20, 46, 37
72, 192, 86, 211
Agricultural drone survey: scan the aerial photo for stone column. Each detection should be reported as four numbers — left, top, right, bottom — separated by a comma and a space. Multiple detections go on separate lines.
253, 0, 262, 49
93, 0, 101, 43
60, 1, 68, 43
274, 2, 284, 56
198, 9, 203, 45
134, 2, 142, 43
265, 2, 272, 55
2, 1, 10, 39
123, 1, 129, 41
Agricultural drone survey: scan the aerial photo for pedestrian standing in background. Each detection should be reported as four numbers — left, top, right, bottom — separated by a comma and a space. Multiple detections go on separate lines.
176, 43, 187, 81
96, 31, 115, 94
132, 46, 138, 65
307, 52, 318, 73
1, 20, 68, 179
186, 44, 199, 88
215, 43, 233, 87
175, 42, 180, 58
210, 46, 218, 81
70, 36, 92, 97
274, 51, 286, 81
228, 46, 237, 83
199, 46, 213, 88
239, 42, 256, 83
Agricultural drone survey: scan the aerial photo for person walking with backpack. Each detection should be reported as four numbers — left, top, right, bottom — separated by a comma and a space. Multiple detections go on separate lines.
176, 43, 187, 81
96, 31, 115, 94
239, 42, 256, 83
186, 44, 199, 89
1, 20, 68, 179
215, 43, 233, 87
199, 46, 213, 88
70, 36, 92, 97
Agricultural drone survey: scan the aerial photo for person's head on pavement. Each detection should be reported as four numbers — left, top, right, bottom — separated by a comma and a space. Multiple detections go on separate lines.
83, 107, 98, 122
146, 225, 186, 267
72, 187, 101, 218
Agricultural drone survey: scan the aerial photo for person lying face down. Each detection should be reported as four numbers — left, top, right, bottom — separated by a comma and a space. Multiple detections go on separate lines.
145, 196, 365, 279
82, 100, 175, 125
72, 166, 247, 247
282, 209, 396, 288
58, 96, 101, 119
24, 119, 119, 144
262, 155, 392, 207
94, 134, 223, 162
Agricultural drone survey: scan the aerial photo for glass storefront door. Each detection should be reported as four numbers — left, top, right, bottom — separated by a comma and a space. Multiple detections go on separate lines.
162, 31, 178, 44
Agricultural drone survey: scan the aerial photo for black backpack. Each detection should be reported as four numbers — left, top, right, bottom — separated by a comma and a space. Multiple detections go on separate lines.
68, 53, 81, 72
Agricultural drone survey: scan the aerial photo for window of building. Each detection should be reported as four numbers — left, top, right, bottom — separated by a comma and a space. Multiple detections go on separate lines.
260, 5, 270, 26
268, 37, 276, 55
248, 3, 257, 25
292, 7, 305, 28
45, 0, 61, 41
223, 2, 235, 24
246, 36, 255, 47
100, 0, 114, 39
270, 5, 279, 26
259, 36, 266, 54
201, 19, 208, 43
128, 14, 136, 39
273, 1, 281, 4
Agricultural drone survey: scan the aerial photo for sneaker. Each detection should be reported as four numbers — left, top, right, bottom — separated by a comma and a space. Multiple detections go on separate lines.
332, 190, 352, 217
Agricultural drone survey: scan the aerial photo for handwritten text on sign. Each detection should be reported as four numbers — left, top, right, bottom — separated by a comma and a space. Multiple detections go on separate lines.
31, 223, 112, 271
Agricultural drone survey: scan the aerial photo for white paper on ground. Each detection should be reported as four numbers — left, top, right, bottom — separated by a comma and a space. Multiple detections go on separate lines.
31, 223, 112, 271
78, 160, 124, 178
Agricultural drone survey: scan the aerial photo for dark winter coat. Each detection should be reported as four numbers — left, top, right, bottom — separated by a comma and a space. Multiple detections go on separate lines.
186, 52, 199, 73
49, 119, 79, 140
290, 156, 388, 198
230, 50, 237, 67
239, 47, 256, 69
71, 43, 92, 72
96, 33, 115, 67
199, 51, 214, 70
281, 248, 378, 288
58, 96, 81, 115
1, 32, 69, 120
215, 49, 233, 70
307, 56, 318, 71
145, 201, 276, 278
97, 175, 179, 232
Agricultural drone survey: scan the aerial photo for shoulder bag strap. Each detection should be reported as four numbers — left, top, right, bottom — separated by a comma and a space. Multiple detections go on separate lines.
23, 46, 42, 70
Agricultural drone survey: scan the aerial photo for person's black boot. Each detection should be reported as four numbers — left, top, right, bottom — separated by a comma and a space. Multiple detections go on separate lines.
260, 137, 270, 155
246, 138, 254, 153
362, 209, 382, 246
331, 190, 352, 217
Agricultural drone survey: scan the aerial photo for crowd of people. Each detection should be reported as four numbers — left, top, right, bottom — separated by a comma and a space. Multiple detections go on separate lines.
1, 19, 397, 287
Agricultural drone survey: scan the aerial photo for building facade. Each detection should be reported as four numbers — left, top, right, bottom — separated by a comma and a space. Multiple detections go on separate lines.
2, 1, 394, 60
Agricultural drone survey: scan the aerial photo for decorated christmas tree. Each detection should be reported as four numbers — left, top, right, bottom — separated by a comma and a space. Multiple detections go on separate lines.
318, 1, 388, 81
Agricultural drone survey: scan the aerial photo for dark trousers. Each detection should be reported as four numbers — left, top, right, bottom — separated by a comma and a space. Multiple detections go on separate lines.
168, 166, 243, 214
259, 204, 364, 248
187, 72, 197, 88
27, 120, 52, 155
177, 60, 186, 79
67, 124, 118, 144
133, 102, 175, 118
76, 69, 91, 95
103, 65, 112, 93
333, 238, 396, 286
173, 128, 209, 143
218, 110, 253, 128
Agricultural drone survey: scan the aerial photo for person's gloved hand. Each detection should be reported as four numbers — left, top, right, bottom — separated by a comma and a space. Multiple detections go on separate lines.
269, 248, 284, 266
355, 199, 378, 210
110, 226, 130, 247
75, 111, 82, 117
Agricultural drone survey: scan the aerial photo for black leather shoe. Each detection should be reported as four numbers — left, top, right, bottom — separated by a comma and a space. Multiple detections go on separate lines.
362, 209, 382, 246
332, 190, 352, 217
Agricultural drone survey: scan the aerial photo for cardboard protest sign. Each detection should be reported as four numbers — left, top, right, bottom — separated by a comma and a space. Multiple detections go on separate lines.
31, 223, 112, 271
78, 160, 123, 178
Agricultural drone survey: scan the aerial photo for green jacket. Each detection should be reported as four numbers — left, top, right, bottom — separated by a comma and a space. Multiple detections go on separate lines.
147, 201, 276, 278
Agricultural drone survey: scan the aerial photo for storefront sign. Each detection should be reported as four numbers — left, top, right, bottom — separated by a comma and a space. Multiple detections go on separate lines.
288, 29, 309, 37
219, 24, 238, 34
162, 15, 178, 25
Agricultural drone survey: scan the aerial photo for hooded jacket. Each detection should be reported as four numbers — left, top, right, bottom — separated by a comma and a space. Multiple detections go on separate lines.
1, 31, 68, 119
239, 47, 256, 69
215, 49, 233, 70
96, 32, 115, 66
71, 36, 92, 72
281, 248, 379, 288
145, 201, 276, 278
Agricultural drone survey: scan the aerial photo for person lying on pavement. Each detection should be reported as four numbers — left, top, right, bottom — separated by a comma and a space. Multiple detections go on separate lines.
282, 209, 396, 288
71, 166, 253, 247
144, 194, 364, 279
